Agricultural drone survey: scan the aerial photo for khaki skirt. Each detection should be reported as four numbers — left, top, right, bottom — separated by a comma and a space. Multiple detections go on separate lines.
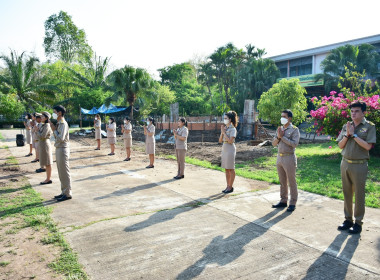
25, 130, 32, 144
124, 138, 132, 148
32, 132, 36, 148
108, 137, 116, 145
221, 143, 236, 169
39, 140, 53, 166
146, 142, 155, 155
95, 128, 101, 140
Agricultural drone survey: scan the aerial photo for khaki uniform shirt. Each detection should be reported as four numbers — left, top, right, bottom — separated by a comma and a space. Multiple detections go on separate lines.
107, 122, 117, 138
122, 123, 132, 139
54, 118, 70, 148
38, 123, 52, 140
272, 124, 300, 153
337, 118, 376, 160
223, 124, 237, 142
175, 126, 189, 150
146, 124, 155, 144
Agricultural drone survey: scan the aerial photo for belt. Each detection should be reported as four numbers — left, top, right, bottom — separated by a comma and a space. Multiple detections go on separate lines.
279, 153, 294, 157
343, 158, 368, 164
223, 141, 234, 144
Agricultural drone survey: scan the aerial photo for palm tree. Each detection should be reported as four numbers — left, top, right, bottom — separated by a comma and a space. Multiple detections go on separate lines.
315, 44, 380, 92
0, 50, 57, 109
66, 54, 110, 89
107, 66, 154, 119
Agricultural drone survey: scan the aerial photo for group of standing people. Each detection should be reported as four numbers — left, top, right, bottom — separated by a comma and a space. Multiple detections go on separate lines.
23, 106, 72, 202
22, 102, 376, 234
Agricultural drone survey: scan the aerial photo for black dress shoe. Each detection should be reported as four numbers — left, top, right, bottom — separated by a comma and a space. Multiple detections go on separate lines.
174, 175, 184, 179
31, 159, 39, 163
40, 180, 52, 185
108, 153, 115, 156
123, 158, 131, 161
272, 202, 287, 208
223, 187, 234, 194
338, 220, 354, 231
56, 195, 72, 202
54, 194, 64, 199
348, 223, 362, 234
287, 205, 296, 212
36, 168, 46, 173
146, 165, 154, 168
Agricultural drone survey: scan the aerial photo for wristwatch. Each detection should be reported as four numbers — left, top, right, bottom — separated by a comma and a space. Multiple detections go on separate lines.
353, 134, 358, 138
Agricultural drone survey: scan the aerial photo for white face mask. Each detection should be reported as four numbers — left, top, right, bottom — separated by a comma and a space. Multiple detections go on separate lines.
124, 120, 127, 124
146, 121, 150, 125
52, 113, 58, 119
95, 117, 97, 120
108, 121, 112, 124
25, 116, 28, 120
280, 117, 288, 125
224, 119, 229, 125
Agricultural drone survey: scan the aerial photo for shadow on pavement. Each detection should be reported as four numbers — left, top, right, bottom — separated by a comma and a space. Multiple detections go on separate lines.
176, 209, 290, 280
124, 193, 226, 232
302, 232, 360, 280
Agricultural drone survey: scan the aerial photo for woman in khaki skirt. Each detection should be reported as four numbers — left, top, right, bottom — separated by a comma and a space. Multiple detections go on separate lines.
219, 111, 238, 193
24, 113, 33, 156
106, 117, 116, 155
31, 113, 42, 163
173, 117, 189, 179
144, 117, 155, 168
37, 112, 53, 185
94, 114, 102, 150
121, 117, 132, 161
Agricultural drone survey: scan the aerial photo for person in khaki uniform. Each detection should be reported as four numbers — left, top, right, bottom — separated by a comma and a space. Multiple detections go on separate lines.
173, 117, 189, 179
121, 117, 132, 161
144, 117, 155, 168
24, 113, 33, 156
94, 114, 102, 150
50, 105, 72, 202
272, 109, 300, 212
37, 112, 53, 185
337, 101, 376, 234
219, 111, 238, 194
106, 117, 117, 156
31, 113, 40, 163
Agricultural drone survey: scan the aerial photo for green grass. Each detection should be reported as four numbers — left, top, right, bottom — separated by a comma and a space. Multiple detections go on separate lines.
0, 261, 10, 267
0, 133, 88, 279
164, 142, 380, 208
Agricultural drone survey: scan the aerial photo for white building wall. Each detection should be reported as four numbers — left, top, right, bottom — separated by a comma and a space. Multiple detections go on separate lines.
313, 53, 329, 74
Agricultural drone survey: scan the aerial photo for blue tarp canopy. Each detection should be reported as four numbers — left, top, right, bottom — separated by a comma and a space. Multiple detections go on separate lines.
80, 104, 127, 115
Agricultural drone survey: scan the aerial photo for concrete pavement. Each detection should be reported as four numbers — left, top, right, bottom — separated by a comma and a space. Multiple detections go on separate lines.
1, 130, 379, 280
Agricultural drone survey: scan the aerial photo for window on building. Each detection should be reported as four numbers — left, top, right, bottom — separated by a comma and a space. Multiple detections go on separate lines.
289, 56, 312, 77
276, 61, 288, 78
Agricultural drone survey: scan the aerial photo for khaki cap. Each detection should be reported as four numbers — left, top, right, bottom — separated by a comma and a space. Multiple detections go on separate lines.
42, 111, 51, 119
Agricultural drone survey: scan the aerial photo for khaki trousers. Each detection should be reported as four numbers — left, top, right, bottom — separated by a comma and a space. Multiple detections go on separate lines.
176, 149, 186, 176
276, 154, 298, 205
56, 147, 72, 197
340, 160, 368, 225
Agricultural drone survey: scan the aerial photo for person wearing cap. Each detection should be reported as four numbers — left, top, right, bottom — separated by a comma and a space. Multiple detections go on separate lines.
272, 109, 300, 212
173, 117, 189, 179
144, 117, 155, 168
106, 117, 116, 156
24, 113, 33, 156
31, 113, 42, 163
94, 114, 101, 150
219, 111, 238, 193
37, 112, 53, 185
336, 101, 376, 234
50, 105, 72, 202
121, 116, 132, 161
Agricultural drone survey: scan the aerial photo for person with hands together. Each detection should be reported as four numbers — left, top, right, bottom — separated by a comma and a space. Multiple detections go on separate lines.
337, 101, 376, 234
173, 117, 189, 179
144, 117, 156, 168
94, 114, 102, 150
106, 117, 117, 156
219, 111, 238, 194
122, 116, 133, 161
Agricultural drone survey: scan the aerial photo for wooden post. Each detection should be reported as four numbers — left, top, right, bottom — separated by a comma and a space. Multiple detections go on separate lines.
79, 104, 82, 128
202, 133, 204, 145
203, 120, 205, 131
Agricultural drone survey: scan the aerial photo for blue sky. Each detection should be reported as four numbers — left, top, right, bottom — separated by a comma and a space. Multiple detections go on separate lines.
0, 0, 379, 77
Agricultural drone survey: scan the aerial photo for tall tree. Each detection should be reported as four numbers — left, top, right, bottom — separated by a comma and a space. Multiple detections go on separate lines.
315, 44, 380, 92
43, 11, 93, 63
107, 66, 154, 119
0, 50, 56, 109
158, 63, 196, 90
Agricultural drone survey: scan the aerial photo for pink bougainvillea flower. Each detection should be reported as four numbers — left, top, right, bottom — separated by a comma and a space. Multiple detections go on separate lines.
329, 146, 332, 149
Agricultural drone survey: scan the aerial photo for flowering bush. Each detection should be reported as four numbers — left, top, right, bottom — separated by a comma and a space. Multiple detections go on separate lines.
310, 91, 379, 137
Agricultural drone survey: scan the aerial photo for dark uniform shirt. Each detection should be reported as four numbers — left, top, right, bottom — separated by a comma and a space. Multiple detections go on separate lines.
337, 118, 376, 160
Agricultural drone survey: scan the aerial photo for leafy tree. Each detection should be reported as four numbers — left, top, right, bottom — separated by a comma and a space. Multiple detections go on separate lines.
158, 63, 196, 89
0, 93, 25, 121
107, 66, 154, 119
258, 78, 308, 125
138, 83, 176, 117
315, 44, 380, 92
0, 50, 57, 109
234, 57, 279, 111
43, 11, 93, 63
71, 87, 112, 114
